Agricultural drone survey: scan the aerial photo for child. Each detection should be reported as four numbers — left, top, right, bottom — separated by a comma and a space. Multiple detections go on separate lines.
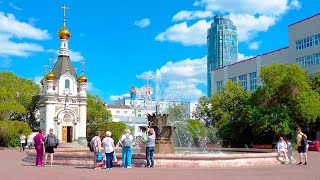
287, 140, 294, 164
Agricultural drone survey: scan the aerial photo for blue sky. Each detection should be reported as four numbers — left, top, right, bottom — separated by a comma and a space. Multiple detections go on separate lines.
0, 0, 319, 103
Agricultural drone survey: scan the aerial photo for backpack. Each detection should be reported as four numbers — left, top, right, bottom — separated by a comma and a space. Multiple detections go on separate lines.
141, 132, 148, 144
301, 135, 308, 147
123, 135, 132, 147
89, 137, 97, 152
46, 134, 57, 147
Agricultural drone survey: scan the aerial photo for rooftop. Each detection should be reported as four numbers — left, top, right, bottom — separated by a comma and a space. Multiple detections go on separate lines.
105, 104, 133, 109
288, 13, 320, 27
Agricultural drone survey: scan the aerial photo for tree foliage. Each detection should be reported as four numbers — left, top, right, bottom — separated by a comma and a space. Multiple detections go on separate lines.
0, 71, 41, 130
167, 104, 186, 122
0, 120, 32, 147
192, 96, 214, 127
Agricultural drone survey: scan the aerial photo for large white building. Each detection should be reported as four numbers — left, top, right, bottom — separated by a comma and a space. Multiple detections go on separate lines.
39, 6, 88, 146
211, 14, 320, 94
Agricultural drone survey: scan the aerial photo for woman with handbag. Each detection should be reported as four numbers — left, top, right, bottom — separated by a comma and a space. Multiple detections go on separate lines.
90, 131, 102, 169
102, 131, 115, 169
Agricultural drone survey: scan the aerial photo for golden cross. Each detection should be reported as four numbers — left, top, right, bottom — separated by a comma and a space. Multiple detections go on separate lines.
49, 57, 53, 71
81, 60, 85, 74
61, 5, 68, 26
43, 64, 47, 74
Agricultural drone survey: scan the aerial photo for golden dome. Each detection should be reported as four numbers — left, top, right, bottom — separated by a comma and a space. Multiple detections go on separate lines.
45, 72, 55, 80
77, 75, 88, 83
40, 78, 44, 85
58, 26, 71, 39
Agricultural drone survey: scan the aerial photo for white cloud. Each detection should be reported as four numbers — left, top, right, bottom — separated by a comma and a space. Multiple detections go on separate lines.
158, 0, 301, 45
134, 18, 151, 28
172, 10, 213, 21
155, 20, 211, 46
9, 3, 22, 11
110, 93, 131, 101
138, 56, 207, 101
0, 12, 50, 40
194, 0, 298, 16
0, 35, 44, 57
87, 82, 101, 95
47, 49, 85, 62
0, 12, 49, 57
238, 53, 253, 61
230, 14, 276, 42
248, 41, 261, 50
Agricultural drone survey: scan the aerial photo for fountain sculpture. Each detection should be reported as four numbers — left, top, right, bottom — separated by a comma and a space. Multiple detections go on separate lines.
140, 105, 175, 154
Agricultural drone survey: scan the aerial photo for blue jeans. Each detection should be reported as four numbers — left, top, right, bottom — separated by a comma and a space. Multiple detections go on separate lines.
122, 146, 132, 167
105, 151, 114, 168
146, 146, 154, 167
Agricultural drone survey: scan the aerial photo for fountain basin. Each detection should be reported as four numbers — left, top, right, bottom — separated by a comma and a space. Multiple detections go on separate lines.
23, 147, 282, 168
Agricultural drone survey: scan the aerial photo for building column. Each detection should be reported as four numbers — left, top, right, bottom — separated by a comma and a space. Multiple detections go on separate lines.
45, 103, 55, 135
78, 103, 87, 146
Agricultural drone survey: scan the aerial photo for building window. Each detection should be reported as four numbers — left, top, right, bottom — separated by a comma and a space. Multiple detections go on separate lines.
65, 79, 70, 89
239, 74, 247, 90
124, 111, 128, 114
296, 33, 320, 50
116, 110, 120, 114
229, 77, 237, 83
217, 80, 223, 94
249, 72, 257, 91
296, 52, 320, 67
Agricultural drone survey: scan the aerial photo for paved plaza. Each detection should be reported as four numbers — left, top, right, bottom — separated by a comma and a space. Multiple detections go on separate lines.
0, 148, 319, 180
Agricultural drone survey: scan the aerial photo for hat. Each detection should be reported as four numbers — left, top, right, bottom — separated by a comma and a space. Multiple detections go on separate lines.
106, 131, 112, 137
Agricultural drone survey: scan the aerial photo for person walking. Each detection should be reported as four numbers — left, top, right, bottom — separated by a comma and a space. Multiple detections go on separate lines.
27, 132, 34, 150
120, 129, 133, 168
44, 128, 58, 167
146, 128, 156, 168
33, 130, 45, 167
90, 131, 102, 169
19, 133, 26, 152
296, 127, 308, 165
102, 131, 115, 169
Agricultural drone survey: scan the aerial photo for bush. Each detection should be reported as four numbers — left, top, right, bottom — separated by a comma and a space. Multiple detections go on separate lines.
87, 122, 127, 144
0, 120, 32, 147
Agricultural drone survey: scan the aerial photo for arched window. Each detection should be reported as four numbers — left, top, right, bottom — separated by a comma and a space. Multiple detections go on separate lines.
65, 79, 70, 89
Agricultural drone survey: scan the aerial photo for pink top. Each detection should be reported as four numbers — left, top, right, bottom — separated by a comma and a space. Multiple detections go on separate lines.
33, 133, 44, 147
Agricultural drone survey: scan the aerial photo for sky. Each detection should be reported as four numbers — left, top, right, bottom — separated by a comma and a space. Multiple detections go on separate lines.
0, 0, 319, 103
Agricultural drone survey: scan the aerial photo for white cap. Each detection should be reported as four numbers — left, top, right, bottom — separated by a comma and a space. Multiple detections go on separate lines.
106, 131, 112, 137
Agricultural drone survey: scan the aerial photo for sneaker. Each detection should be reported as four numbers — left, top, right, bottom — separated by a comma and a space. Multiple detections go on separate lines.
146, 165, 150, 168
304, 162, 307, 165
150, 165, 154, 168
127, 166, 131, 168
50, 164, 53, 167
44, 164, 47, 167
297, 162, 302, 165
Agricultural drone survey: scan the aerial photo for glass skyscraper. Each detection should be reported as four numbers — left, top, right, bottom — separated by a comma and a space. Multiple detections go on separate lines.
207, 15, 238, 96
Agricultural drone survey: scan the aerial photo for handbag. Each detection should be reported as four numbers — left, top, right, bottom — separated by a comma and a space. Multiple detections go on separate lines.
96, 152, 103, 162
112, 154, 117, 163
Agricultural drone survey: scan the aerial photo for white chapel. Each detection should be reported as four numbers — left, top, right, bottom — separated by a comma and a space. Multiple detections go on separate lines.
39, 5, 88, 146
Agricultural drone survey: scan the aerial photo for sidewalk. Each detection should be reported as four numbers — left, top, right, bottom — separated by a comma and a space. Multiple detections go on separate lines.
0, 149, 319, 180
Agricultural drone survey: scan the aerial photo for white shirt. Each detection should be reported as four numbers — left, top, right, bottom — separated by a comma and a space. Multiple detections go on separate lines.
102, 137, 114, 153
20, 135, 26, 143
27, 135, 33, 143
277, 141, 287, 152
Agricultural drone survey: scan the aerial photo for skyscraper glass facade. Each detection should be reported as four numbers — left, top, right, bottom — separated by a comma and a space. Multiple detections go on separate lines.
207, 15, 238, 96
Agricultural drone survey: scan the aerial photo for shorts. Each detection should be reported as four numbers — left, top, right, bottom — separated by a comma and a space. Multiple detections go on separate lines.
297, 146, 306, 153
45, 146, 55, 153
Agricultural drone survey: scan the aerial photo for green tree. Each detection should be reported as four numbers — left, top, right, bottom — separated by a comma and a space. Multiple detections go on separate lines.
0, 71, 41, 125
256, 63, 320, 127
167, 104, 186, 122
192, 96, 214, 127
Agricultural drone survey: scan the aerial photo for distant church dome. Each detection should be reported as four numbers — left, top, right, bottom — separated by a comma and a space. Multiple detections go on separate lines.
77, 75, 88, 83
45, 72, 55, 80
58, 26, 71, 39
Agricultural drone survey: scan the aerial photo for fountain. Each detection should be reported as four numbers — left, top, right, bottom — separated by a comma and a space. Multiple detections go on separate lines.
139, 105, 175, 154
